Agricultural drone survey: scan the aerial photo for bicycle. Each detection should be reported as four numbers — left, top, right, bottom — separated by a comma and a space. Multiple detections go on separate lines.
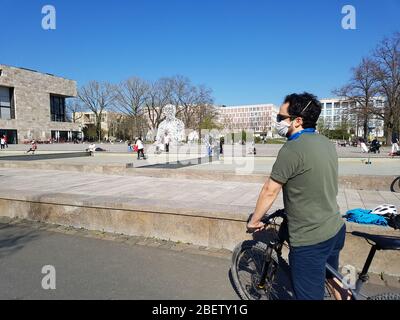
230, 209, 400, 300
390, 176, 400, 193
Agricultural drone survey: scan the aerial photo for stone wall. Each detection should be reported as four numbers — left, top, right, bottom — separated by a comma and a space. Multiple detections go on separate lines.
0, 64, 80, 142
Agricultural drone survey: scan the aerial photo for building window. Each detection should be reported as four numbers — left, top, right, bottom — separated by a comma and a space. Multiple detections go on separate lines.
0, 86, 14, 120
50, 94, 66, 122
0, 129, 17, 144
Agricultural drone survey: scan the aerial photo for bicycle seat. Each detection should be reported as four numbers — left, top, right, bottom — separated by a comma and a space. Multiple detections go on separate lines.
352, 231, 400, 250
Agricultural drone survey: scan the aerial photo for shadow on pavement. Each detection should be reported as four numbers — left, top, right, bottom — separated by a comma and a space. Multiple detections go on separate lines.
0, 223, 41, 259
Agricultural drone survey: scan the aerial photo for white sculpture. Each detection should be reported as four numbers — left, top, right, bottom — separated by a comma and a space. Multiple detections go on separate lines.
156, 104, 185, 145
188, 130, 199, 143
146, 129, 156, 142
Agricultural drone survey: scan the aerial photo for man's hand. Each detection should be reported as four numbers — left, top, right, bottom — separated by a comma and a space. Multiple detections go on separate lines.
246, 220, 265, 233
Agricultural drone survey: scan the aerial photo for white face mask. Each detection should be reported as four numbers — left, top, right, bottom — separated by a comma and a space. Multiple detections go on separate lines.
275, 120, 291, 137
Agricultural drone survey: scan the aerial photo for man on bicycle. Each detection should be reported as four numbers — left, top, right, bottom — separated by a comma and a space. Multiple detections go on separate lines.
247, 92, 347, 300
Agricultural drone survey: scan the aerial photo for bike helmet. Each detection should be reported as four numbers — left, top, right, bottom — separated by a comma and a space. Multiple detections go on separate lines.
371, 204, 398, 217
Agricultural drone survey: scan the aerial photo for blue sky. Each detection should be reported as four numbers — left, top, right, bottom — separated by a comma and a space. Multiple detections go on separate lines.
0, 0, 399, 105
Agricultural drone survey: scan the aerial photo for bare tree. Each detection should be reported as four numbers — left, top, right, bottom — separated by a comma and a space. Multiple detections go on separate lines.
334, 57, 380, 140
170, 75, 198, 129
144, 77, 174, 133
78, 81, 115, 141
114, 77, 149, 139
192, 84, 216, 136
170, 76, 215, 136
66, 98, 83, 123
373, 32, 400, 144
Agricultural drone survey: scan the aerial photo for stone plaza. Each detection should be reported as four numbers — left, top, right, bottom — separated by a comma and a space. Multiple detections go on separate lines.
0, 142, 399, 279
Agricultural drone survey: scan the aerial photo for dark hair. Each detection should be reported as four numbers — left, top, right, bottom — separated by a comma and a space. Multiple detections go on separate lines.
284, 92, 322, 129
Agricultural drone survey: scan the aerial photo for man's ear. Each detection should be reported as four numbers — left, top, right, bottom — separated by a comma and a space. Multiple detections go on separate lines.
295, 117, 303, 128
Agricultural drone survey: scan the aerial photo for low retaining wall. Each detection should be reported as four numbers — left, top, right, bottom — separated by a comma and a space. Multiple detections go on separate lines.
0, 193, 399, 276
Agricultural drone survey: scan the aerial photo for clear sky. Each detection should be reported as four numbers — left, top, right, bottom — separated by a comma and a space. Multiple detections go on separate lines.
1, 0, 399, 106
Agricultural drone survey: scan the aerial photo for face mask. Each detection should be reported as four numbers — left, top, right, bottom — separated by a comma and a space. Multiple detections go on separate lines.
275, 120, 291, 137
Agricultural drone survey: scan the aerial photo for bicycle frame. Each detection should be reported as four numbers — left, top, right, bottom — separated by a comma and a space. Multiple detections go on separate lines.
325, 244, 379, 300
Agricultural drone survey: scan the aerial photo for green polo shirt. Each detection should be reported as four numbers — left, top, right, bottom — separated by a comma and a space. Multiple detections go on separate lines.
270, 133, 344, 247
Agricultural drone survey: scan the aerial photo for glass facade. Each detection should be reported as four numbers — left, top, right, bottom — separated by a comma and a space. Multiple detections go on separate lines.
51, 130, 81, 142
50, 94, 66, 122
0, 86, 14, 120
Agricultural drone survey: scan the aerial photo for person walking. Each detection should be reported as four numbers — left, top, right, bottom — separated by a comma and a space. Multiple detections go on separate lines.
391, 131, 399, 155
135, 137, 146, 160
370, 137, 380, 154
360, 138, 368, 153
87, 142, 96, 156
247, 92, 347, 300
164, 133, 170, 153
0, 136, 5, 150
3, 135, 8, 148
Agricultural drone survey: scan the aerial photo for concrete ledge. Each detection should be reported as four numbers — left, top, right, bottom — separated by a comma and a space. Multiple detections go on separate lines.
0, 192, 399, 276
0, 152, 90, 161
0, 161, 396, 191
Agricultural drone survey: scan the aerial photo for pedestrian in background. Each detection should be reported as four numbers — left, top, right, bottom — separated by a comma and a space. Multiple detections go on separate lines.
135, 137, 146, 160
391, 132, 399, 155
26, 140, 37, 154
360, 138, 368, 153
164, 133, 170, 153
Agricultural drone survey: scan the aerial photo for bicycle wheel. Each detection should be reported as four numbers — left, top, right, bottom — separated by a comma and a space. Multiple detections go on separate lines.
391, 176, 400, 193
230, 240, 292, 300
368, 293, 400, 300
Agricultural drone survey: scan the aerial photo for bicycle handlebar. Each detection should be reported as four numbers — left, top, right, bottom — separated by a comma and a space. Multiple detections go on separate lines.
247, 209, 286, 226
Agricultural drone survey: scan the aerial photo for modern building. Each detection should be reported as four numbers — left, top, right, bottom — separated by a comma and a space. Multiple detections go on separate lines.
320, 97, 385, 137
217, 104, 278, 137
74, 111, 124, 140
0, 64, 81, 144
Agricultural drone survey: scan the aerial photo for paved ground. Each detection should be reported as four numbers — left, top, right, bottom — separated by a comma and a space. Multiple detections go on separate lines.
0, 221, 236, 299
0, 220, 398, 300
2, 142, 400, 176
1, 142, 397, 158
191, 157, 400, 176
0, 168, 399, 215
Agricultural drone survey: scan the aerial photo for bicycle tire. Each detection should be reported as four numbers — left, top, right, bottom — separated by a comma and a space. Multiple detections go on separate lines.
368, 293, 400, 300
231, 240, 341, 300
230, 240, 293, 300
391, 176, 400, 193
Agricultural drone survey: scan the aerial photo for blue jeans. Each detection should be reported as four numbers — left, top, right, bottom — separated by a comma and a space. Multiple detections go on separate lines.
289, 224, 346, 300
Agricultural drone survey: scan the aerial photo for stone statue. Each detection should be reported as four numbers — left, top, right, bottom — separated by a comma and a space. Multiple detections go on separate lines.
156, 104, 185, 145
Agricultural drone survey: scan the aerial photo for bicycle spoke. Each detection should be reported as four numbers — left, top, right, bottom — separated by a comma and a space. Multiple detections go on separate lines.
234, 246, 277, 300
